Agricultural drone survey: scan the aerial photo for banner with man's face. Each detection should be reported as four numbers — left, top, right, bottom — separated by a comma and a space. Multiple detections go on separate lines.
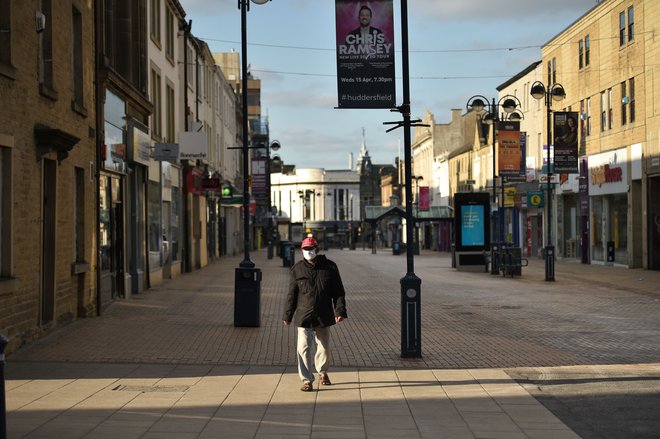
335, 0, 396, 108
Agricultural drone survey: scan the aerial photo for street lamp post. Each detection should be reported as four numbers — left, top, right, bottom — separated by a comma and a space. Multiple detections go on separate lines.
531, 81, 566, 281
234, 0, 269, 327
466, 95, 522, 275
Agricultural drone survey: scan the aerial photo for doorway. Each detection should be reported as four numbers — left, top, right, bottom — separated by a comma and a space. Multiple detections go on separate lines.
99, 174, 124, 309
41, 159, 57, 325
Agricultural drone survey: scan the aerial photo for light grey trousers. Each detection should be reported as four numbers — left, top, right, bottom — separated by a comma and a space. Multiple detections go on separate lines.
296, 326, 331, 383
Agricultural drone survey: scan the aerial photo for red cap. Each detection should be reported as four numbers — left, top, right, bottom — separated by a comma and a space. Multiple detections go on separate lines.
301, 237, 318, 249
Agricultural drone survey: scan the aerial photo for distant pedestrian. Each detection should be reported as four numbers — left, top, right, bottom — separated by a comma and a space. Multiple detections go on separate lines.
283, 236, 348, 392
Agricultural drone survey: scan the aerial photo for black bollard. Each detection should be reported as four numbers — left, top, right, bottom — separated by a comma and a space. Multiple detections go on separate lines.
0, 334, 7, 439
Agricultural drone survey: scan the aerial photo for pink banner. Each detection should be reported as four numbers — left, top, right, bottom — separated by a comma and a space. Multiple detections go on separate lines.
418, 186, 430, 211
335, 0, 395, 108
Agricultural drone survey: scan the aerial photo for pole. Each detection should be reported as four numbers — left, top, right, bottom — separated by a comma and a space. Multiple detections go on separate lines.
545, 90, 555, 281
240, 0, 253, 268
399, 0, 421, 358
491, 99, 499, 275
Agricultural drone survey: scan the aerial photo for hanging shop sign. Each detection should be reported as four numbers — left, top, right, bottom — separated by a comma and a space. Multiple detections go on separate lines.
335, 0, 395, 108
527, 190, 544, 207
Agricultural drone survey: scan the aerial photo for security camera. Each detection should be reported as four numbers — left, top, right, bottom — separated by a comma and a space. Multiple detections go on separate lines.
35, 11, 46, 33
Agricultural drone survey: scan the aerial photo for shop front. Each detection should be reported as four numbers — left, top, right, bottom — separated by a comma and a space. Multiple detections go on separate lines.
588, 148, 629, 265
99, 90, 128, 310
556, 174, 581, 260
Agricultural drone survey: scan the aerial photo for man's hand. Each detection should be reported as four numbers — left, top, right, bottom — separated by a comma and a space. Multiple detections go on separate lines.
283, 320, 291, 326
335, 316, 345, 323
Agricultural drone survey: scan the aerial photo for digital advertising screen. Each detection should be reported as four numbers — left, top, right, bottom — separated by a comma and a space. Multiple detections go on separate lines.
460, 205, 485, 247
454, 192, 490, 252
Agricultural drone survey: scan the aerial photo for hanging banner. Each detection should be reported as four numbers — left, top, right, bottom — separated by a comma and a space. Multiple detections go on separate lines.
497, 121, 521, 177
251, 157, 267, 200
335, 0, 395, 108
418, 186, 430, 211
553, 111, 579, 173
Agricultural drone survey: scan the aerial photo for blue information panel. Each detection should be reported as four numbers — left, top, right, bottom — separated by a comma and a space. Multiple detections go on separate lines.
454, 192, 490, 252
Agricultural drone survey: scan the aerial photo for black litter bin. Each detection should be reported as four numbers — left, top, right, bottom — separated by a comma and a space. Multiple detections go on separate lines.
234, 267, 261, 327
392, 241, 401, 255
282, 241, 295, 267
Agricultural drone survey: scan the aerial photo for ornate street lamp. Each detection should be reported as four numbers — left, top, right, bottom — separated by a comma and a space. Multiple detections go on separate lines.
466, 94, 522, 275
530, 81, 566, 281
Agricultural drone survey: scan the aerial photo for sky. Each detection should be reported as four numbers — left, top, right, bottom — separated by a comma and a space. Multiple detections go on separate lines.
183, 0, 600, 170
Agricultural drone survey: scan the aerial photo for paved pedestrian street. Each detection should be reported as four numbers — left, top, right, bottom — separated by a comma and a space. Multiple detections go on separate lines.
6, 249, 660, 438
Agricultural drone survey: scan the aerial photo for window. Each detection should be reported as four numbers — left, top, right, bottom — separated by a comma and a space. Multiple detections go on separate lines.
629, 77, 635, 123
621, 81, 627, 125
608, 88, 613, 129
166, 81, 175, 142
0, 142, 12, 279
39, 0, 57, 99
0, 0, 15, 78
71, 5, 85, 113
628, 6, 634, 42
586, 97, 591, 136
552, 58, 557, 84
619, 12, 626, 46
165, 7, 174, 62
578, 40, 584, 69
151, 68, 162, 138
73, 167, 85, 263
150, 0, 161, 46
584, 35, 590, 66
600, 91, 606, 132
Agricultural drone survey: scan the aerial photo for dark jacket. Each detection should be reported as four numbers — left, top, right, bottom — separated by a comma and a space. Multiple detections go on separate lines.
283, 255, 347, 328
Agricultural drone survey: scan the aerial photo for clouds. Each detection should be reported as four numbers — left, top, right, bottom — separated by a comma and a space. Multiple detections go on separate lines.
414, 0, 598, 23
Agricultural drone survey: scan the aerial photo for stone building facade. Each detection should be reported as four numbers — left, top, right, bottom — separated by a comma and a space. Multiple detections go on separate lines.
0, 0, 97, 353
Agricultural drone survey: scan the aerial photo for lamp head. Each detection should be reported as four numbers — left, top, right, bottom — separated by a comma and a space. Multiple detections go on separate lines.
551, 84, 566, 102
270, 140, 281, 151
251, 0, 270, 4
468, 98, 486, 113
501, 98, 517, 114
508, 111, 523, 122
530, 81, 546, 100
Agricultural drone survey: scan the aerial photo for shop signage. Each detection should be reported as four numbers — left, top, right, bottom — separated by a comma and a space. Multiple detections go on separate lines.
129, 122, 151, 166
588, 147, 628, 196
202, 177, 221, 192
154, 143, 179, 161
504, 187, 516, 207
178, 131, 208, 160
418, 186, 430, 210
527, 191, 544, 207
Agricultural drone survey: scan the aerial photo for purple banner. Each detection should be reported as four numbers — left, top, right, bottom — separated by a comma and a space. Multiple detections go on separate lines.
335, 0, 395, 108
251, 157, 267, 200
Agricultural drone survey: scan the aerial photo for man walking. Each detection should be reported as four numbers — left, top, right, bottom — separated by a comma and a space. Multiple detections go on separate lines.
283, 237, 348, 392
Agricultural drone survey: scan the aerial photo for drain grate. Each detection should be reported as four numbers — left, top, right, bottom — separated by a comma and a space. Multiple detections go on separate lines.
112, 385, 190, 393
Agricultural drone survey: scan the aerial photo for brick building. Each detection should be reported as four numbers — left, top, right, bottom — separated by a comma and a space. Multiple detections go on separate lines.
0, 0, 97, 353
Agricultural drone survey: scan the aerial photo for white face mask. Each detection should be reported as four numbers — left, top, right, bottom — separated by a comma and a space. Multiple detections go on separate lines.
302, 249, 317, 261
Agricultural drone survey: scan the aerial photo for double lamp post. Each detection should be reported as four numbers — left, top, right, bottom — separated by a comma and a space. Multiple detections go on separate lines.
466, 95, 522, 275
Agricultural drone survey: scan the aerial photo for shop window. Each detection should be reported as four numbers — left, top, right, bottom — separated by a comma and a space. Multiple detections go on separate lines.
611, 194, 628, 263
171, 186, 181, 261
148, 179, 161, 270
